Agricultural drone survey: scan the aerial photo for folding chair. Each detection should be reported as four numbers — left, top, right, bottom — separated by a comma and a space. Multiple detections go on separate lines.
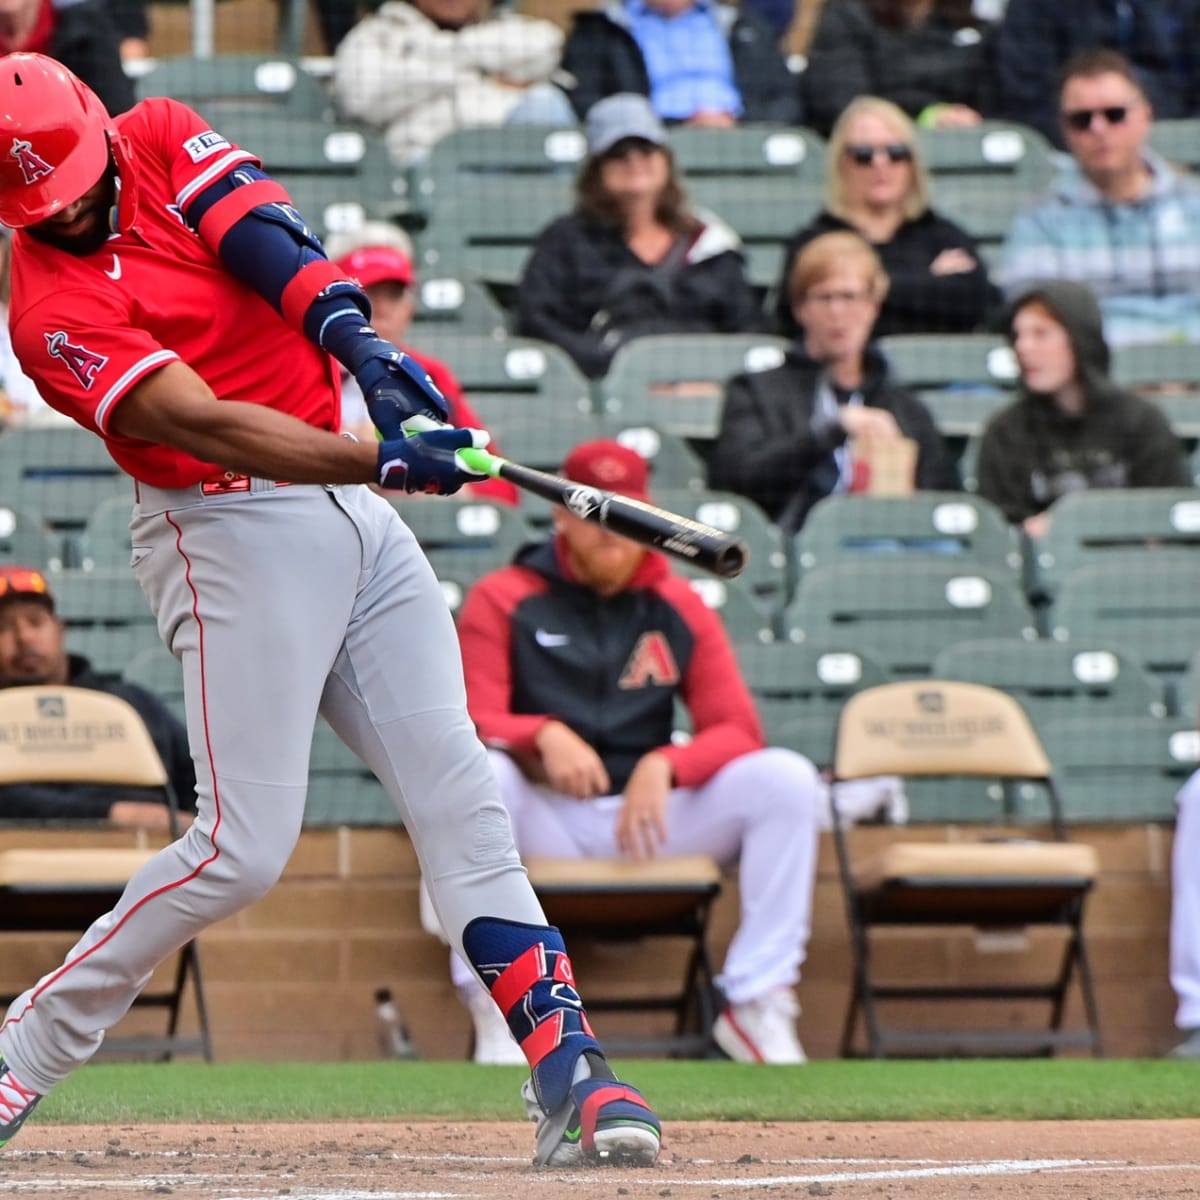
829, 679, 1102, 1058
0, 686, 212, 1060
524, 855, 722, 1057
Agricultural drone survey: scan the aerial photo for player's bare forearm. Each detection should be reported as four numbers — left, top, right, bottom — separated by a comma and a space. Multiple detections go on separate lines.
109, 361, 379, 484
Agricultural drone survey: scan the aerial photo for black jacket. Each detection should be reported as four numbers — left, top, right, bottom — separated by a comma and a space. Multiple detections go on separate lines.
997, 0, 1200, 148
51, 0, 137, 116
775, 209, 1000, 340
0, 655, 196, 821
802, 0, 999, 135
560, 2, 802, 125
709, 342, 959, 531
975, 280, 1191, 524
516, 209, 762, 379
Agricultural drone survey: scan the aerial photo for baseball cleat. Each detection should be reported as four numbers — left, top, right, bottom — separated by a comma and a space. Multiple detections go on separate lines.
713, 987, 807, 1064
0, 1057, 42, 1148
523, 1054, 661, 1167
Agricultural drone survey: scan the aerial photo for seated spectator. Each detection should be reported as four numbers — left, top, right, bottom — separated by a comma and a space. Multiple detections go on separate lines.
332, 0, 572, 165
0, 0, 133, 115
975, 280, 1189, 539
331, 233, 518, 505
559, 0, 801, 126
516, 93, 761, 380
450, 438, 822, 1064
0, 566, 196, 829
1170, 769, 1200, 1059
775, 96, 998, 340
713, 230, 958, 533
802, 0, 999, 137
997, 0, 1200, 149
1001, 48, 1200, 348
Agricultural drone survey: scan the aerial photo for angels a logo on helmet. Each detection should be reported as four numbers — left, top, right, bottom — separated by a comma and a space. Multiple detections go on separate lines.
9, 138, 53, 186
44, 331, 108, 389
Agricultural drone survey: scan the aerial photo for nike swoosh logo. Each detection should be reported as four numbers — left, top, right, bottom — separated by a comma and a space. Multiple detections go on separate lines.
104, 255, 121, 281
534, 629, 570, 647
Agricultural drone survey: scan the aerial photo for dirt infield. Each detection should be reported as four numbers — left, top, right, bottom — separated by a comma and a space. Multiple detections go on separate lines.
6, 1119, 1200, 1199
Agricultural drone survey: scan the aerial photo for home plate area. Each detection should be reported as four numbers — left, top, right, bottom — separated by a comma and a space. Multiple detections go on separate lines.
5, 1120, 1200, 1199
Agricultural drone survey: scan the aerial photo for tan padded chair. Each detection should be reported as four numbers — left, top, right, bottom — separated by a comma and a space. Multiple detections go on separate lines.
829, 680, 1102, 1059
0, 685, 212, 1061
524, 854, 722, 1057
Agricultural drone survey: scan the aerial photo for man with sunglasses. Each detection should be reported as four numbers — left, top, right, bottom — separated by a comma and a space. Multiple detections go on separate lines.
0, 565, 195, 829
1002, 47, 1200, 348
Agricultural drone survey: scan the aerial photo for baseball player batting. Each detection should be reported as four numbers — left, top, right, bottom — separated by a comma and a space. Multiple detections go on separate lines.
0, 54, 660, 1167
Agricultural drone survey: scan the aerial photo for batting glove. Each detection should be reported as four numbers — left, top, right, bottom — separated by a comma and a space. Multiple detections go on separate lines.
377, 426, 490, 495
347, 336, 450, 435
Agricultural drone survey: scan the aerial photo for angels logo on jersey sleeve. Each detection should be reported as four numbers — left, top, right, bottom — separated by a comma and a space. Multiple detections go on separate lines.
44, 331, 108, 390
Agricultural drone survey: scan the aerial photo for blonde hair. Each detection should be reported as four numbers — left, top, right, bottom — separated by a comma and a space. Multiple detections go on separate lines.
825, 95, 930, 224
788, 230, 890, 310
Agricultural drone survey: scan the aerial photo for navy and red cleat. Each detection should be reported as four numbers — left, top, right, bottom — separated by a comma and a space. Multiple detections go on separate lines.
0, 1057, 42, 1149
523, 1052, 661, 1167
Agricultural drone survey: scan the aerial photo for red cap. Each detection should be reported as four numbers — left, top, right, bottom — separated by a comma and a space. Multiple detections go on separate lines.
561, 438, 649, 500
335, 245, 414, 289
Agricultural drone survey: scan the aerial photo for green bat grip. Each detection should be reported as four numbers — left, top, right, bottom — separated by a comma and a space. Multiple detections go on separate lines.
457, 446, 505, 478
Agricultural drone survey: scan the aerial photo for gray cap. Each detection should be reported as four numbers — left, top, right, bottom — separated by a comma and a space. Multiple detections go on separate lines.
585, 93, 667, 158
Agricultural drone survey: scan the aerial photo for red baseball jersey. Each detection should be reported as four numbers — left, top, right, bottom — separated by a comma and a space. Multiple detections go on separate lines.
9, 97, 341, 488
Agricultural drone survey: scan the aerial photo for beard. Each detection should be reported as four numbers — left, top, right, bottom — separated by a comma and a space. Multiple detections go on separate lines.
26, 168, 117, 257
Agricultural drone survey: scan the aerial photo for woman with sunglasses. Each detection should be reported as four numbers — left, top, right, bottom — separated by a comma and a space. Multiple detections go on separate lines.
774, 95, 998, 341
515, 93, 761, 380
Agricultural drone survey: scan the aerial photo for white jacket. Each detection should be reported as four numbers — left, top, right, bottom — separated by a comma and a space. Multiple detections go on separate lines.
333, 1, 564, 164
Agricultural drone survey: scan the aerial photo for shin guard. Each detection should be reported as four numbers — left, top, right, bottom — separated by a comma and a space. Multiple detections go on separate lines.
462, 917, 603, 1113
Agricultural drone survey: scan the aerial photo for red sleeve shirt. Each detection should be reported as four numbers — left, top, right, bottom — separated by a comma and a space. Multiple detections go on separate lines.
8, 98, 341, 488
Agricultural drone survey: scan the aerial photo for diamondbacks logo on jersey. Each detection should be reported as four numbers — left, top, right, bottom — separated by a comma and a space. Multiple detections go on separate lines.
9, 138, 53, 185
45, 331, 108, 390
619, 632, 680, 689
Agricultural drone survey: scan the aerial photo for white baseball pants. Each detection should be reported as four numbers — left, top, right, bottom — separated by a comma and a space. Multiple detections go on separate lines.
1171, 768, 1200, 1031
451, 746, 822, 1006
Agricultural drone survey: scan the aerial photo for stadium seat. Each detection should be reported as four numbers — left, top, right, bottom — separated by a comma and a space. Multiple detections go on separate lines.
917, 120, 1056, 189
598, 332, 790, 440
134, 54, 332, 119
305, 721, 397, 827
829, 679, 1102, 1058
1030, 488, 1200, 601
394, 495, 532, 561
652, 488, 789, 607
933, 175, 1039, 273
0, 503, 62, 570
1109, 342, 1200, 445
1049, 557, 1200, 686
684, 575, 775, 644
1040, 715, 1199, 823
1148, 117, 1200, 174
409, 275, 510, 339
735, 639, 889, 767
781, 560, 1038, 678
50, 568, 160, 679
793, 492, 1022, 580
124, 645, 185, 722
932, 637, 1166, 725
876, 333, 1019, 438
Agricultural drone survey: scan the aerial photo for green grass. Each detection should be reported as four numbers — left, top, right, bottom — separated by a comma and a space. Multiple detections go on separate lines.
31, 1060, 1200, 1125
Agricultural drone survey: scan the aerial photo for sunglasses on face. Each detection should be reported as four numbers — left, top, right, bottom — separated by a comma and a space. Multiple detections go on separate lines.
844, 142, 913, 166
0, 567, 49, 598
1063, 105, 1129, 132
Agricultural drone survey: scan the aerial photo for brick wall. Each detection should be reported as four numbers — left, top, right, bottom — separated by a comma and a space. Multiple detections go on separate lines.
0, 822, 1175, 1061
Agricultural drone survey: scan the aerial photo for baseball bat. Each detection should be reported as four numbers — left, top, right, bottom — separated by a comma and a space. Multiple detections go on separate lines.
457, 446, 749, 580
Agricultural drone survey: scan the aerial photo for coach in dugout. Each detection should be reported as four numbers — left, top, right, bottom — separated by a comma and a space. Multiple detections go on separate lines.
447, 437, 821, 1065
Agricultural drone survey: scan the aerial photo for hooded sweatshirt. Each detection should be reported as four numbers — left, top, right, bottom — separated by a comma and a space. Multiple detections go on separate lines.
974, 279, 1189, 525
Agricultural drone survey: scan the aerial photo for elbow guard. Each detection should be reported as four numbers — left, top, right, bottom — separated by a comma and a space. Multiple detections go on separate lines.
181, 163, 368, 332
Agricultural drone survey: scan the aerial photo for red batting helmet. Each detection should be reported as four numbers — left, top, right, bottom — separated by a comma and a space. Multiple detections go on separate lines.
0, 54, 113, 228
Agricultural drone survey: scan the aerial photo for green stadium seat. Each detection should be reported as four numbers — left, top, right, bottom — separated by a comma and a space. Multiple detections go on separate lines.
305, 722, 398, 827
933, 174, 1039, 273
1149, 117, 1200, 174
684, 575, 775, 644
794, 492, 1022, 579
917, 120, 1056, 188
410, 275, 510, 339
876, 333, 1019, 438
932, 637, 1166, 724
50, 568, 159, 679
736, 639, 888, 767
393, 495, 532, 561
134, 54, 332, 120
79, 495, 133, 570
598, 332, 790, 441
124, 645, 185, 722
1109, 342, 1200, 443
1041, 715, 1199, 822
1031, 488, 1200, 601
781, 560, 1038, 678
0, 503, 62, 570
1049, 557, 1200, 684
